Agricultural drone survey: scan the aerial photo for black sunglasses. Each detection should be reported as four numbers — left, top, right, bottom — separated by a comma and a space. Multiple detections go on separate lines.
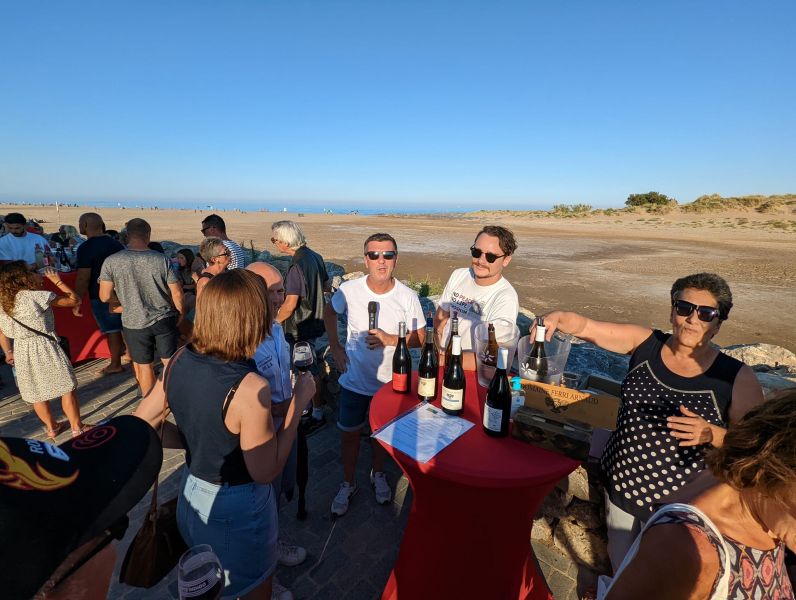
672, 299, 720, 322
365, 251, 396, 260
470, 246, 505, 264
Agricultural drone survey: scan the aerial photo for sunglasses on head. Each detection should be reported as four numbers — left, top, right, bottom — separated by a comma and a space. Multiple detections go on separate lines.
672, 299, 721, 322
470, 246, 505, 263
365, 250, 396, 260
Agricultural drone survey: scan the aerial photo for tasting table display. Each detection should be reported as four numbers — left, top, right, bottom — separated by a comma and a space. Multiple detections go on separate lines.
369, 368, 580, 600
43, 272, 111, 363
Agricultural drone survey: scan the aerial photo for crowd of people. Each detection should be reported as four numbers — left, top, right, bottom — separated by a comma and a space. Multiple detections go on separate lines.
0, 209, 793, 599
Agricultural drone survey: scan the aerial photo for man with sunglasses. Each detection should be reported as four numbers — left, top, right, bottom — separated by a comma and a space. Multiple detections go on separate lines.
197, 213, 245, 270
0, 415, 162, 599
324, 233, 425, 516
435, 225, 520, 370
534, 272, 763, 571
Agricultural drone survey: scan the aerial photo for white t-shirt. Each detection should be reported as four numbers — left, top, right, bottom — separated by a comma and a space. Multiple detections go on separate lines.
0, 232, 48, 265
331, 276, 425, 396
439, 267, 519, 351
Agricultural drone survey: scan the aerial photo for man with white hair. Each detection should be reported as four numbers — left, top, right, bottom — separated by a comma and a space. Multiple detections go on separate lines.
271, 220, 330, 434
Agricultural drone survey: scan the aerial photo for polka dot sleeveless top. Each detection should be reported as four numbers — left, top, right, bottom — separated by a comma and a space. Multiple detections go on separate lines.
600, 330, 743, 520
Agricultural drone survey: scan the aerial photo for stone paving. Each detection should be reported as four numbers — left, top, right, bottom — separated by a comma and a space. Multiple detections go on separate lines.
0, 359, 584, 599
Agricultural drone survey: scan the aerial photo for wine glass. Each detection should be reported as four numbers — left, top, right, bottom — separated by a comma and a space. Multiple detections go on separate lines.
178, 544, 223, 600
292, 341, 314, 372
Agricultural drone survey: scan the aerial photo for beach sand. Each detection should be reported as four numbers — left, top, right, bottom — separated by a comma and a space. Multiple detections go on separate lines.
6, 204, 795, 351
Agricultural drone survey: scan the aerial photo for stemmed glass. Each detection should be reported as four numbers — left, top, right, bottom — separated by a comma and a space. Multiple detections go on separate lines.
292, 341, 315, 372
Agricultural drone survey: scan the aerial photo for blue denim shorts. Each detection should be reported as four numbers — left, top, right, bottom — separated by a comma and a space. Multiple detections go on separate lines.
90, 299, 122, 334
177, 469, 278, 599
337, 386, 374, 432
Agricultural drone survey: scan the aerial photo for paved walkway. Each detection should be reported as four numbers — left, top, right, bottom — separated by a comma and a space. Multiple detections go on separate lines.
0, 359, 583, 599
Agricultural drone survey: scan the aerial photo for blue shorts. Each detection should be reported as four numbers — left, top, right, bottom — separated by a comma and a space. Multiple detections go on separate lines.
337, 386, 374, 432
177, 470, 278, 599
90, 299, 122, 334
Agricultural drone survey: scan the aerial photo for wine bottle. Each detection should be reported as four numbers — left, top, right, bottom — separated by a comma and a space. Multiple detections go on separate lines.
441, 335, 465, 415
444, 311, 459, 366
483, 347, 511, 437
392, 321, 411, 394
482, 323, 498, 367
418, 313, 438, 401
523, 317, 548, 382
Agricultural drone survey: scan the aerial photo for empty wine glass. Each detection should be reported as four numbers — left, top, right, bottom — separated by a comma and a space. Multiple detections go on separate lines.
292, 341, 314, 372
178, 544, 223, 600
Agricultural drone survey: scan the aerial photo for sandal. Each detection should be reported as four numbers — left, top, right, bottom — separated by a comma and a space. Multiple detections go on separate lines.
45, 421, 67, 441
71, 423, 94, 439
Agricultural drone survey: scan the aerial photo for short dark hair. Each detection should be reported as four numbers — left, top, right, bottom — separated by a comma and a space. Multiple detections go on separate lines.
475, 225, 517, 256
125, 218, 151, 241
363, 233, 397, 253
202, 214, 227, 233
670, 273, 733, 320
4, 213, 26, 226
148, 241, 165, 254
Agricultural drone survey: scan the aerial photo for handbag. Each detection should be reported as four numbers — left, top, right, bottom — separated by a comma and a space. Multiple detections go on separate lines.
9, 316, 71, 360
596, 502, 731, 599
118, 348, 188, 588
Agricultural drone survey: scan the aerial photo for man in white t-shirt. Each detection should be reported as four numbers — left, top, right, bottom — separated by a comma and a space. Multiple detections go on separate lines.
435, 225, 520, 371
324, 233, 425, 517
0, 213, 49, 268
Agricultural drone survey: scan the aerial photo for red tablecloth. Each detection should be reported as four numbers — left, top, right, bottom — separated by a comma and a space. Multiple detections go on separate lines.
370, 369, 579, 600
43, 272, 111, 363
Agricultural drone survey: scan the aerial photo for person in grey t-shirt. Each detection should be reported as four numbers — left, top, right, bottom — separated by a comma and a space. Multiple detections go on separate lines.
99, 218, 184, 396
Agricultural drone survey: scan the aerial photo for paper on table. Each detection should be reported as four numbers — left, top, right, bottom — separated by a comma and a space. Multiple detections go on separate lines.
372, 402, 474, 463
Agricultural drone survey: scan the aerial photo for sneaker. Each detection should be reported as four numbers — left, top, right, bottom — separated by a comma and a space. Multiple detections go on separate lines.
276, 538, 307, 567
331, 482, 357, 516
370, 470, 392, 505
302, 415, 327, 437
271, 578, 294, 600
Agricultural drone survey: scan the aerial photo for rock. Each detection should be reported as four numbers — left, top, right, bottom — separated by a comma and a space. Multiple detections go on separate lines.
331, 275, 344, 291
557, 466, 601, 504
538, 487, 572, 520
721, 343, 796, 368
343, 271, 365, 281
755, 372, 796, 399
531, 517, 554, 545
554, 518, 610, 573
566, 499, 603, 530
325, 261, 345, 279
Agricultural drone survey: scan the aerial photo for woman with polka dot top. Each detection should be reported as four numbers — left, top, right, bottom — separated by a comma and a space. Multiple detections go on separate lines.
534, 272, 763, 571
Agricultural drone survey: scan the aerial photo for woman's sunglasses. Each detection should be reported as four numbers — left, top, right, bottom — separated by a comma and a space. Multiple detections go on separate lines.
672, 299, 720, 322
365, 251, 396, 260
470, 246, 505, 264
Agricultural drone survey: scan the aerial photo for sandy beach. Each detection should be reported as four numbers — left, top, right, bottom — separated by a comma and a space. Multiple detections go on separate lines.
6, 204, 795, 351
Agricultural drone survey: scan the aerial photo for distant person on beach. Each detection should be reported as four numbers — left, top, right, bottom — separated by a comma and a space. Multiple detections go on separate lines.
0, 212, 49, 268
271, 220, 331, 434
0, 262, 91, 440
247, 261, 309, 594
197, 213, 245, 269
75, 212, 126, 376
536, 272, 764, 570
98, 218, 184, 395
434, 225, 520, 370
134, 269, 314, 600
195, 237, 232, 299
324, 232, 425, 516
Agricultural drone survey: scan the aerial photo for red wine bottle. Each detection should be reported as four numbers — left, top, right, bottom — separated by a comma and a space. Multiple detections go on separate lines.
392, 321, 411, 394
483, 347, 510, 437
418, 313, 437, 400
441, 335, 465, 415
523, 317, 548, 382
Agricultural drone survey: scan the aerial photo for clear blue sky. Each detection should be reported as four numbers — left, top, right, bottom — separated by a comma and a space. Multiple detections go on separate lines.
1, 1, 794, 211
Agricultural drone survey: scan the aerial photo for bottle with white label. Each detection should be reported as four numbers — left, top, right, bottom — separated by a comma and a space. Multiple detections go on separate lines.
417, 313, 437, 401
522, 317, 548, 382
483, 347, 510, 437
441, 335, 465, 415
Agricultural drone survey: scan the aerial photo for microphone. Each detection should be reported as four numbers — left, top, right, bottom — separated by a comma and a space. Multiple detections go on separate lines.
368, 301, 378, 330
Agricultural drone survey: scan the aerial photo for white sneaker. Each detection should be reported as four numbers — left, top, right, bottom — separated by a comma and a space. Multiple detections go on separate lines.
272, 578, 294, 600
370, 470, 392, 505
331, 481, 357, 516
276, 538, 307, 567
